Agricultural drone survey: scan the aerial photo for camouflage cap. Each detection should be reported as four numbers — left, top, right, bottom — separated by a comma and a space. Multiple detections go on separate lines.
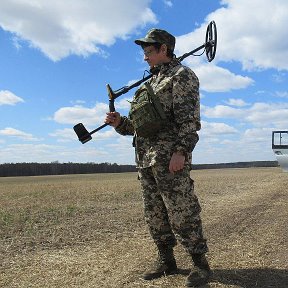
135, 28, 175, 51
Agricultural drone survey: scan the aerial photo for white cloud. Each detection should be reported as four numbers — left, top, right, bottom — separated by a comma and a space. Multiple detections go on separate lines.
163, 0, 173, 7
200, 121, 238, 136
0, 90, 24, 105
53, 97, 132, 127
272, 72, 287, 83
104, 134, 135, 162
0, 0, 157, 61
0, 139, 135, 164
195, 101, 288, 164
49, 128, 78, 142
176, 0, 288, 71
246, 103, 288, 128
202, 102, 288, 129
115, 97, 133, 110
53, 102, 108, 125
225, 98, 249, 107
193, 126, 278, 164
0, 143, 108, 163
209, 0, 288, 70
0, 144, 57, 163
243, 127, 274, 144
275, 91, 288, 98
50, 127, 118, 142
0, 127, 40, 141
202, 104, 244, 119
194, 65, 254, 92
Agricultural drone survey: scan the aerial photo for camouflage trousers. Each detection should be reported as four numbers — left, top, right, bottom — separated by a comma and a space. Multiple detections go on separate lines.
138, 163, 208, 255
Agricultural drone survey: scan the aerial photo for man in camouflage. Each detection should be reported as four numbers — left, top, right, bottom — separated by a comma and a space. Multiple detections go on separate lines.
105, 28, 211, 287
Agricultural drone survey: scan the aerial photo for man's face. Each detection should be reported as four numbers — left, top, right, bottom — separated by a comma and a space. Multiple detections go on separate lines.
142, 44, 168, 68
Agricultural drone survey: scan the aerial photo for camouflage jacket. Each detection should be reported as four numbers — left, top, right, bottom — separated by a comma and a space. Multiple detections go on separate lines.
115, 58, 201, 168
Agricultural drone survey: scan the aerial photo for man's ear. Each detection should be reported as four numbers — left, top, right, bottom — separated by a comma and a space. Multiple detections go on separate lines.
160, 44, 168, 54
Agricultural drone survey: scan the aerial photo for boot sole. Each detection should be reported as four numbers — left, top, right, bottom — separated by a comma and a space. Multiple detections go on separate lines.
143, 269, 178, 280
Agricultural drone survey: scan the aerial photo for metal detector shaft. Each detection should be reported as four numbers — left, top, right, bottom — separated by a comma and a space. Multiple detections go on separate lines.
177, 43, 206, 62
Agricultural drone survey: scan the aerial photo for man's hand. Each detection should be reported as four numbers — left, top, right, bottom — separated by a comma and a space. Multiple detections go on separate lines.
105, 112, 121, 128
169, 152, 185, 173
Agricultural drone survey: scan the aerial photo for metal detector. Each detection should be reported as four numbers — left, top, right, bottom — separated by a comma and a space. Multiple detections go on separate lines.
74, 21, 217, 144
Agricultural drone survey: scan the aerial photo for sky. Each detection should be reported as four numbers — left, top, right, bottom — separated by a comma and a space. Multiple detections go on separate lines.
0, 0, 288, 165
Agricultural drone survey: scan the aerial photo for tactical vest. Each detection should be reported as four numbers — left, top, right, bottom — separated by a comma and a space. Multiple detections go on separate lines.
129, 82, 166, 138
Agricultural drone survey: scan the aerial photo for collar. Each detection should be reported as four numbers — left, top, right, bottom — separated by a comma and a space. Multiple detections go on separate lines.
150, 58, 180, 75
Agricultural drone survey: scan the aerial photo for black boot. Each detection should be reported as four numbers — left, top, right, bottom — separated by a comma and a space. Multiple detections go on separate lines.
143, 245, 178, 280
186, 254, 212, 287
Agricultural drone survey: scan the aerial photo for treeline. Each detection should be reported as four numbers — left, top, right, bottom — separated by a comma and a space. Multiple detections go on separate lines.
0, 161, 279, 177
0, 162, 137, 177
192, 161, 278, 170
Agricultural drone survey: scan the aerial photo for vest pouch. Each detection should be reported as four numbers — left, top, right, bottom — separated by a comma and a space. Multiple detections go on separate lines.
129, 83, 166, 138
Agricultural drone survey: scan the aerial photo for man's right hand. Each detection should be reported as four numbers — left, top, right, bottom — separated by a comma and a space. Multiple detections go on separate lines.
105, 112, 121, 128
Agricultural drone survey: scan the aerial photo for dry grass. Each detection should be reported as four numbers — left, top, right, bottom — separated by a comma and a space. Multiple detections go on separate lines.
0, 168, 287, 288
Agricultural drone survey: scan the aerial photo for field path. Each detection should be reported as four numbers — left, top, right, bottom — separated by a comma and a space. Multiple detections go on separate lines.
0, 168, 287, 287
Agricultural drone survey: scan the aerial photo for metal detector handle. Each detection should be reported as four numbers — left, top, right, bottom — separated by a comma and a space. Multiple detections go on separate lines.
73, 84, 116, 143
107, 84, 116, 113
88, 84, 117, 137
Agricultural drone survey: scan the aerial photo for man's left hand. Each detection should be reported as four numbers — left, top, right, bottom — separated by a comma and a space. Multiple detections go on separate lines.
169, 152, 185, 173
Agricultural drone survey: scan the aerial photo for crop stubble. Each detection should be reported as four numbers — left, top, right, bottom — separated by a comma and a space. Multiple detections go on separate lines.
0, 168, 287, 287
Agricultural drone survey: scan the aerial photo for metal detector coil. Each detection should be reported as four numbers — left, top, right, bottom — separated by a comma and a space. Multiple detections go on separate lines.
206, 21, 217, 62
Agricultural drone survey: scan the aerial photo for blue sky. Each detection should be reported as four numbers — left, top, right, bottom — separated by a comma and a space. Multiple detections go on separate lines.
0, 0, 287, 165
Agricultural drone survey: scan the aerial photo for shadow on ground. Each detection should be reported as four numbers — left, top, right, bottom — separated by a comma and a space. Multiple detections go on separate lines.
178, 267, 287, 287
178, 268, 288, 288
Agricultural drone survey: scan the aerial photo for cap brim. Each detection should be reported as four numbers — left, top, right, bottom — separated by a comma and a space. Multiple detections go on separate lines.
134, 37, 158, 45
